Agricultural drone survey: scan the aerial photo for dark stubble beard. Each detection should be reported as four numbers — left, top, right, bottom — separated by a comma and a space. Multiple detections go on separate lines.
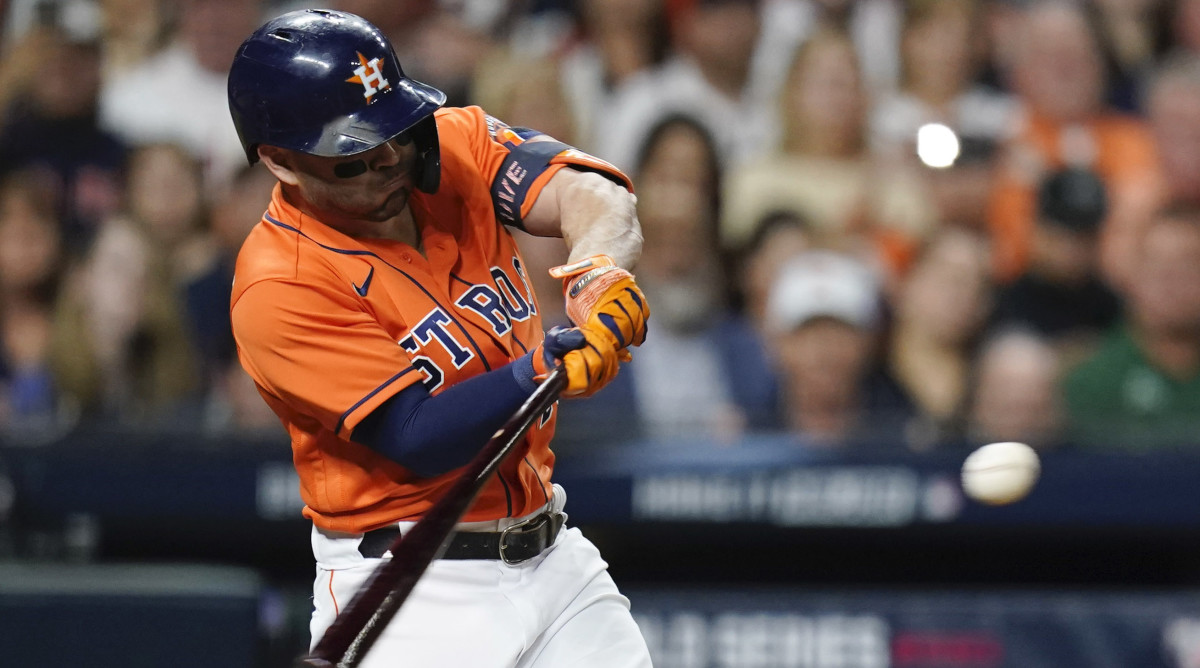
365, 184, 410, 222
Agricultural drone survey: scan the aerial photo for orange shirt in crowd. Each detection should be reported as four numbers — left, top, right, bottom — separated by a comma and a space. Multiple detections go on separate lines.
987, 111, 1166, 287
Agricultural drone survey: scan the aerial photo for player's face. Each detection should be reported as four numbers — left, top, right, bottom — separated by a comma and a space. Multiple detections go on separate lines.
284, 136, 419, 232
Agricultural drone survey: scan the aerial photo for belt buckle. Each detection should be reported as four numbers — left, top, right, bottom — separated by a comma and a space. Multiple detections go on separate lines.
498, 511, 559, 565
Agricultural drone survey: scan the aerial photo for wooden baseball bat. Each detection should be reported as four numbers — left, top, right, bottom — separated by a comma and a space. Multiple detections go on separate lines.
296, 366, 567, 668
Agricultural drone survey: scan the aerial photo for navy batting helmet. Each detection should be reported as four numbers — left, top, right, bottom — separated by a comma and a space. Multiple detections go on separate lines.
227, 9, 446, 192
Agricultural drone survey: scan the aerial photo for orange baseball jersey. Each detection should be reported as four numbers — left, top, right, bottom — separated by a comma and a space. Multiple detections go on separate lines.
231, 106, 631, 533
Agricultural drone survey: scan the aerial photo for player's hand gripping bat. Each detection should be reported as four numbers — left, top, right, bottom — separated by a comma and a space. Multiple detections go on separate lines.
295, 366, 568, 668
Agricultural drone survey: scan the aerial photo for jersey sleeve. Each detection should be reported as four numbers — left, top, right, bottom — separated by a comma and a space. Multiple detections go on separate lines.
444, 106, 633, 230
232, 278, 424, 438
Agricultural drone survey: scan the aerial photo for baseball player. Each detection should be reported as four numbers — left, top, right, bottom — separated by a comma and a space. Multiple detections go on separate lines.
226, 9, 652, 668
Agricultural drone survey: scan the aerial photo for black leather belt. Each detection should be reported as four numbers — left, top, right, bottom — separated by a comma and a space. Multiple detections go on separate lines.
357, 511, 565, 565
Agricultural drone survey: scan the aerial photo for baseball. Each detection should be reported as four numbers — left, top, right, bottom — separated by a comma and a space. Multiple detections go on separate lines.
961, 441, 1041, 505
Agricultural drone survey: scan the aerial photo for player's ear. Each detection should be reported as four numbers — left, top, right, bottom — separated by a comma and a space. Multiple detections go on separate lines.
258, 146, 300, 186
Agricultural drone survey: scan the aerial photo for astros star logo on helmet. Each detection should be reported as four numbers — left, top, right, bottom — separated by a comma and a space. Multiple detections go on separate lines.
346, 52, 390, 102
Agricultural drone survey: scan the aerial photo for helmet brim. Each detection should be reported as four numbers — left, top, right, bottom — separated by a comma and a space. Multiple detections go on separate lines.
298, 78, 447, 158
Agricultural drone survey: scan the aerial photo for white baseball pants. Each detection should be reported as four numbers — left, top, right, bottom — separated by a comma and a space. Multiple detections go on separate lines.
309, 486, 653, 668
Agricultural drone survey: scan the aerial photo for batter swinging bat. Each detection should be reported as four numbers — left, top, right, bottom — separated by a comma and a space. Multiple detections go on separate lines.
296, 366, 568, 668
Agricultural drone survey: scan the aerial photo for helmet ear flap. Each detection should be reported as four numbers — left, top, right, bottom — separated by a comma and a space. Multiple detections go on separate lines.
410, 115, 441, 194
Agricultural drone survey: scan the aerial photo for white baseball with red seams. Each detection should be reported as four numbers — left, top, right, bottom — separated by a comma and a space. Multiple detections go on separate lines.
961, 441, 1042, 505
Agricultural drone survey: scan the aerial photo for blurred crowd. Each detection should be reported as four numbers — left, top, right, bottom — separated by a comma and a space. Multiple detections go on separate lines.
2, 0, 1200, 453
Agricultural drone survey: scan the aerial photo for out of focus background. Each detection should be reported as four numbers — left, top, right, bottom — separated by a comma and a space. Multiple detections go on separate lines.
4, 0, 1200, 665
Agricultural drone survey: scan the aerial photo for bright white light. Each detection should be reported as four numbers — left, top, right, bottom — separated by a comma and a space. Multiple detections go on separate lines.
916, 123, 960, 169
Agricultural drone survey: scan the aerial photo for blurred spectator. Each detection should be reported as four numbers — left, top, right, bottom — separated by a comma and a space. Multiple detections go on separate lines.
766, 0, 903, 97
871, 0, 1016, 229
872, 0, 1014, 159
1092, 0, 1172, 111
557, 0, 670, 156
98, 0, 261, 191
987, 0, 1166, 290
629, 115, 775, 439
473, 51, 579, 148
967, 328, 1064, 451
765, 250, 916, 447
210, 163, 275, 264
201, 162, 278, 434
735, 209, 815, 326
98, 0, 172, 79
50, 144, 205, 423
1146, 54, 1200, 208
1172, 0, 1200, 60
722, 28, 936, 275
0, 23, 126, 253
559, 115, 775, 443
0, 174, 66, 428
129, 144, 225, 388
593, 0, 776, 172
886, 227, 993, 447
1063, 205, 1200, 450
1, 0, 100, 45
993, 167, 1121, 361
195, 162, 276, 391
975, 0, 1027, 94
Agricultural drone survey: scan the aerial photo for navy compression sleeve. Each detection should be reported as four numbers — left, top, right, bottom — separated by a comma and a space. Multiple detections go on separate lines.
351, 352, 540, 477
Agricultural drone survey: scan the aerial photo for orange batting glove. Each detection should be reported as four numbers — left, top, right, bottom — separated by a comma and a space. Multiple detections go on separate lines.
549, 254, 650, 357
532, 326, 624, 398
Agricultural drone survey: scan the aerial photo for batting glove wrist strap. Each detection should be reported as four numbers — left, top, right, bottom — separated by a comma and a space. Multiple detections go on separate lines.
548, 254, 650, 351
